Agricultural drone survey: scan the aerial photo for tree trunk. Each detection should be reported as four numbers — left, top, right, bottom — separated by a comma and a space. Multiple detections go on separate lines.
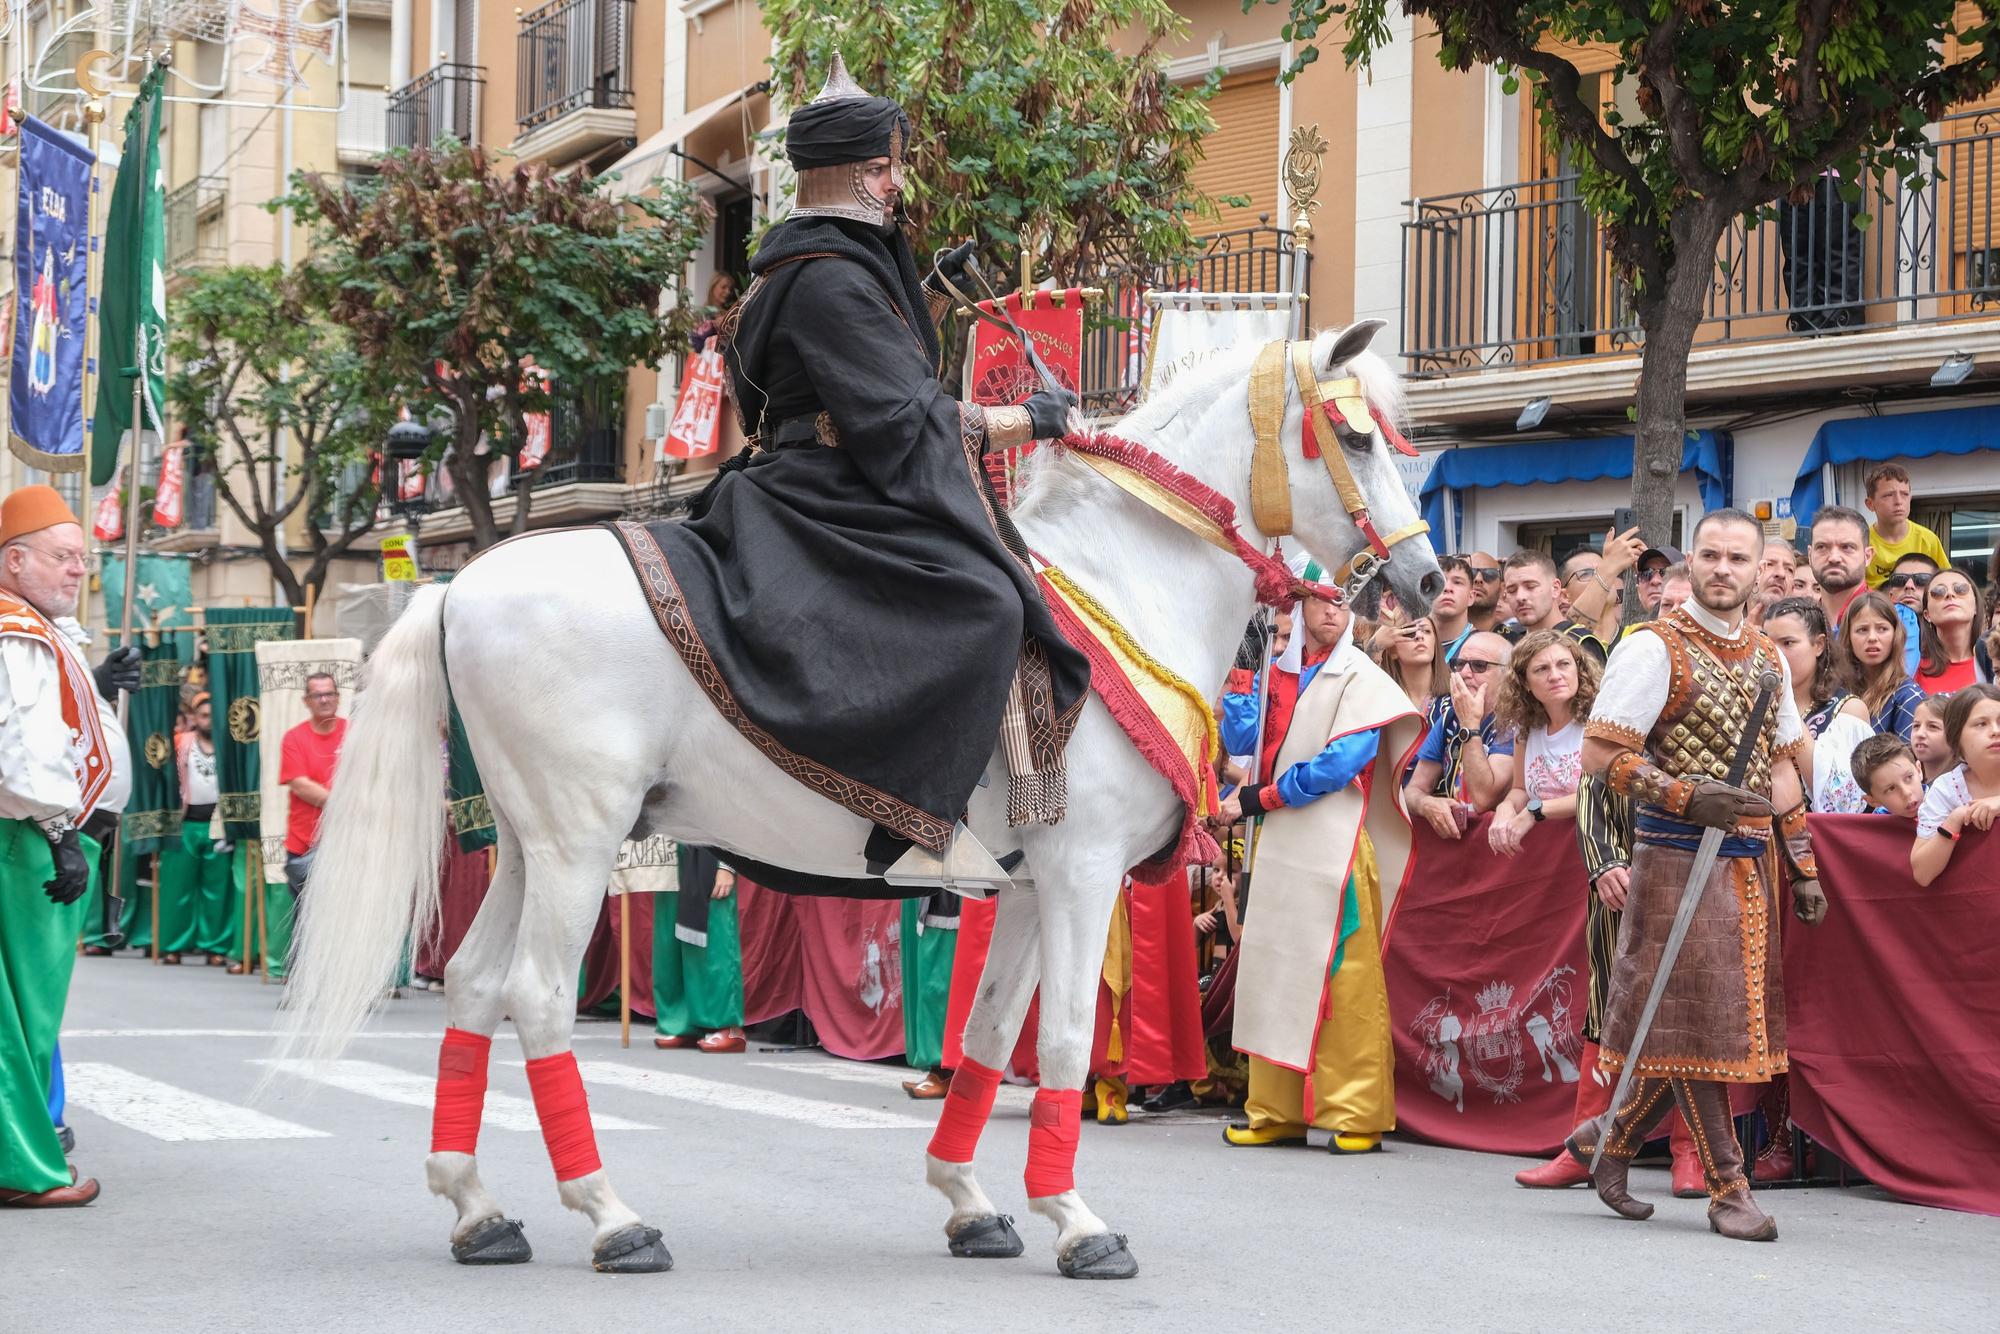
1630, 209, 1730, 550
446, 413, 502, 551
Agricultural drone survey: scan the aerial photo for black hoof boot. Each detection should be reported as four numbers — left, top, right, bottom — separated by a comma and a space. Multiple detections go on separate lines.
592, 1224, 673, 1274
452, 1216, 532, 1266
947, 1214, 1025, 1258
1058, 1233, 1138, 1280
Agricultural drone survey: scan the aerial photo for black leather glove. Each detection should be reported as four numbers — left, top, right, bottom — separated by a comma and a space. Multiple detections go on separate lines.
44, 828, 91, 906
1023, 387, 1079, 440
929, 240, 978, 292
93, 645, 142, 701
1682, 779, 1771, 832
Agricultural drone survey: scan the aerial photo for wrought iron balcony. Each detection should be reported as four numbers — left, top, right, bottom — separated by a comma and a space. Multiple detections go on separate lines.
388, 62, 484, 151
514, 384, 625, 490
1079, 225, 1309, 416
1403, 109, 2000, 374
516, 0, 636, 136
165, 177, 227, 272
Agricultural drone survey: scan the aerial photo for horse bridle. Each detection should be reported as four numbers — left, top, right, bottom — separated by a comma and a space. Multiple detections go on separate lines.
1247, 338, 1429, 602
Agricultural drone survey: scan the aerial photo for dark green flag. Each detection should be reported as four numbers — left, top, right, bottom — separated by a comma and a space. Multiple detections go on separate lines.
112, 637, 186, 855
91, 68, 168, 487
205, 607, 296, 840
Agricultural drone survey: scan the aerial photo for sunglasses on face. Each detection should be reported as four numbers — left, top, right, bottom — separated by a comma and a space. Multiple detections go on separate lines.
1637, 566, 1666, 582
1469, 567, 1502, 583
1885, 571, 1934, 590
1454, 658, 1501, 675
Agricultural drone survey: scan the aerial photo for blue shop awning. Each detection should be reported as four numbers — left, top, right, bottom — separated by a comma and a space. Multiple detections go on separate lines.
1789, 403, 2000, 527
1419, 432, 1732, 552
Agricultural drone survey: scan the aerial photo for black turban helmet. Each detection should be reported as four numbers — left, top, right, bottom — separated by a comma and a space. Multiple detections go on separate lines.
787, 55, 911, 229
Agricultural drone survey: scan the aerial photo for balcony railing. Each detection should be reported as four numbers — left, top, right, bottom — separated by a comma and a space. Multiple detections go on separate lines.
517, 0, 636, 135
388, 63, 484, 150
515, 386, 625, 489
1079, 225, 1308, 415
165, 177, 227, 271
1403, 109, 2000, 374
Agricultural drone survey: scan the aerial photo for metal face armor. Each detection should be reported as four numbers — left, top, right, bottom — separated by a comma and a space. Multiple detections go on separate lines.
788, 56, 911, 230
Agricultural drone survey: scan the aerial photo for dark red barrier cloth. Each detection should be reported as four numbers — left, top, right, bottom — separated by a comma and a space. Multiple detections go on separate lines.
733, 878, 908, 1061
1785, 816, 2000, 1217
1384, 816, 1590, 1156
577, 891, 656, 1021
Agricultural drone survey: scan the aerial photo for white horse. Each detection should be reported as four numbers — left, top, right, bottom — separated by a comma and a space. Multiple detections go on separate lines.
275, 319, 1441, 1279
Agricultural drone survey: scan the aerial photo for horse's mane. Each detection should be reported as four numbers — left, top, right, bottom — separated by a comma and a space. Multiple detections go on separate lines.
1013, 327, 1404, 523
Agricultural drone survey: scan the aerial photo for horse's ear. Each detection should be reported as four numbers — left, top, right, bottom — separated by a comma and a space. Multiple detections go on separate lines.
1320, 319, 1388, 373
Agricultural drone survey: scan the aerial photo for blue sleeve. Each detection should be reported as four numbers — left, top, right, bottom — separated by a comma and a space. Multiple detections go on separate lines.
1275, 728, 1382, 808
1898, 604, 1922, 677
1483, 718, 1516, 756
1220, 678, 1261, 756
1416, 712, 1448, 764
1882, 683, 1923, 741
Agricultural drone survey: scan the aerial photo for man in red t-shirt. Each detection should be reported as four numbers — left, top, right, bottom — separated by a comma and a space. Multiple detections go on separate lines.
278, 672, 347, 901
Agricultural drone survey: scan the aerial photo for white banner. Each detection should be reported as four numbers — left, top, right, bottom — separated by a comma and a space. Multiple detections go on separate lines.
1142, 296, 1296, 401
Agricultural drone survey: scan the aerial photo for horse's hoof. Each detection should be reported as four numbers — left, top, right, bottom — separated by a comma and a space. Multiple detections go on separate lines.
451, 1216, 532, 1266
947, 1213, 1024, 1259
1057, 1232, 1138, 1280
591, 1224, 673, 1274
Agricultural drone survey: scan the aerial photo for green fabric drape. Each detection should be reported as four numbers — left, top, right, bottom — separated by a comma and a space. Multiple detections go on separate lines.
446, 696, 495, 853
110, 638, 186, 856
0, 822, 96, 1193
204, 607, 296, 841
900, 899, 956, 1072
652, 890, 744, 1035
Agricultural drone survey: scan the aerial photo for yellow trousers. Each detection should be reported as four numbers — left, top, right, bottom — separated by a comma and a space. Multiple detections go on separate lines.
1245, 835, 1394, 1134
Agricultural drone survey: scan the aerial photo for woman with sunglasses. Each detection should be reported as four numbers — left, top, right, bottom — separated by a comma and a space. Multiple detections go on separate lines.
1916, 565, 1995, 695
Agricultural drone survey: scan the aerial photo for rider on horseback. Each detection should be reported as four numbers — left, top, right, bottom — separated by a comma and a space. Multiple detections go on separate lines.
664, 56, 1087, 890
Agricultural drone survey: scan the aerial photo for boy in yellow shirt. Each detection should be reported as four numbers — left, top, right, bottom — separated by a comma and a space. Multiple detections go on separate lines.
1863, 462, 1947, 587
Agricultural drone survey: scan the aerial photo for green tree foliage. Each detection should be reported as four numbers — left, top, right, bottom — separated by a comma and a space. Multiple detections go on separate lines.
167, 264, 386, 607
764, 0, 1228, 283
1255, 0, 2000, 543
287, 141, 710, 550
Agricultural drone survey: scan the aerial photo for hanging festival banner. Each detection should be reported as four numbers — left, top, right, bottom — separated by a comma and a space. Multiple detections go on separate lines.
93, 470, 125, 542
1142, 294, 1294, 400
661, 345, 727, 460
963, 289, 1086, 504
91, 70, 169, 487
112, 638, 187, 856
205, 606, 299, 841
9, 117, 95, 472
152, 441, 187, 528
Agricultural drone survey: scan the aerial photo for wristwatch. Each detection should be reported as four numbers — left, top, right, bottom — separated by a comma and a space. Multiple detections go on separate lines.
1526, 796, 1546, 823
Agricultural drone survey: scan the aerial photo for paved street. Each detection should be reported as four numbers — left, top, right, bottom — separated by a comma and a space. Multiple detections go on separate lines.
8, 957, 1996, 1333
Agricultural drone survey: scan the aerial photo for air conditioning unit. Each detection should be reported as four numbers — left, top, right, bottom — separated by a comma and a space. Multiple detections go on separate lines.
644, 403, 670, 440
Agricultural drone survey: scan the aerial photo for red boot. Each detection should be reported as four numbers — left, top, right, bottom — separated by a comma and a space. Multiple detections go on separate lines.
1515, 1041, 1610, 1189
1669, 1111, 1704, 1198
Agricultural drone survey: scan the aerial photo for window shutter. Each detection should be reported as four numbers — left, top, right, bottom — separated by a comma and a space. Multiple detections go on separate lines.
1188, 70, 1281, 239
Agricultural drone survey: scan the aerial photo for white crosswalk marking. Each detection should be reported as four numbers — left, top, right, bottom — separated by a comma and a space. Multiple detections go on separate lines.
257, 1059, 654, 1131
62, 1063, 330, 1142
746, 1058, 1037, 1109
568, 1061, 933, 1130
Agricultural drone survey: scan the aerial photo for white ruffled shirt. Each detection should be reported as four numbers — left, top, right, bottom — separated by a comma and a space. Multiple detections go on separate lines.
0, 613, 130, 827
1593, 598, 1806, 760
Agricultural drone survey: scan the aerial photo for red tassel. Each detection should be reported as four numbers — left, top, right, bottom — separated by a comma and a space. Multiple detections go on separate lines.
524, 1051, 601, 1182
927, 1059, 1003, 1163
430, 1028, 491, 1155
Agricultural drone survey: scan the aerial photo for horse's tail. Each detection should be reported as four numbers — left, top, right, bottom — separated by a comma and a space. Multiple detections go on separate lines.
272, 583, 451, 1071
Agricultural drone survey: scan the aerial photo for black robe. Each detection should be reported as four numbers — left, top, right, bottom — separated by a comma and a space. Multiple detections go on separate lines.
612, 217, 1088, 858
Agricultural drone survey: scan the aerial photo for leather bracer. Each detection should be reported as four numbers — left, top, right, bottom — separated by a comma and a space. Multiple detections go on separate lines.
1604, 749, 1694, 816
1777, 801, 1819, 881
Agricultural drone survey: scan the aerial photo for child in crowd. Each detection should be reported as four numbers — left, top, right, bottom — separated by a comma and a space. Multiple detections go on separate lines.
1910, 695, 1956, 785
1862, 462, 1948, 588
1840, 589, 1926, 738
1853, 735, 1925, 821
1912, 683, 2000, 886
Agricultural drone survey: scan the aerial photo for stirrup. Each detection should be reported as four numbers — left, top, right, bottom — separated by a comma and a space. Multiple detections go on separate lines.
883, 822, 1015, 898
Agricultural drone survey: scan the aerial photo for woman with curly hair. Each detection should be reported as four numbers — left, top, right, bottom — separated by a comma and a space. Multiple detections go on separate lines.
1838, 589, 1925, 738
1487, 629, 1601, 856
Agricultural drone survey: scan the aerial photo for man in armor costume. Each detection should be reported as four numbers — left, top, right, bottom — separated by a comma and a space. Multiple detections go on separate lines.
659, 56, 1085, 889
1564, 508, 1827, 1242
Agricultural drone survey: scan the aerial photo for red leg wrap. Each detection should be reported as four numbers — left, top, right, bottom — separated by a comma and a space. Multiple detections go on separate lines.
429, 1028, 491, 1156
1023, 1087, 1082, 1199
925, 1059, 1002, 1164
524, 1051, 602, 1182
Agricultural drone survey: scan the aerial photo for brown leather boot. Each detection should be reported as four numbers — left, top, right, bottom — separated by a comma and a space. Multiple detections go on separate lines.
1751, 1076, 1795, 1182
1675, 1079, 1777, 1242
1565, 1075, 1676, 1221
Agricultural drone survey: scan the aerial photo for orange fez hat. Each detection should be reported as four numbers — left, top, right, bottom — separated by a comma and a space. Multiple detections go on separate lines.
0, 485, 83, 546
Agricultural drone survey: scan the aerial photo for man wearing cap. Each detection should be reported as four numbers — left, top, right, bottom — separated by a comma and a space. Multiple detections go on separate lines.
652, 55, 1086, 890
0, 485, 137, 1208
1217, 559, 1422, 1154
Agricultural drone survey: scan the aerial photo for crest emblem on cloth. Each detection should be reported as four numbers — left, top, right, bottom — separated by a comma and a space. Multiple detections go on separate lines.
144, 732, 172, 769
1410, 967, 1580, 1110
228, 695, 261, 744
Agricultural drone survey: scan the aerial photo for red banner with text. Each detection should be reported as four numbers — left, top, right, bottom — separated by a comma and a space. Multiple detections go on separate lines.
966, 289, 1085, 506
661, 345, 727, 461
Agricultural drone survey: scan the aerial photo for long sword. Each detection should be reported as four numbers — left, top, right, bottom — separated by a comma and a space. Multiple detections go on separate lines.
1589, 669, 1781, 1173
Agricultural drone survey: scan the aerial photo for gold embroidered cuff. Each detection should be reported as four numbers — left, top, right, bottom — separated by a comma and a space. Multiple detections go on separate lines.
983, 404, 1035, 449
